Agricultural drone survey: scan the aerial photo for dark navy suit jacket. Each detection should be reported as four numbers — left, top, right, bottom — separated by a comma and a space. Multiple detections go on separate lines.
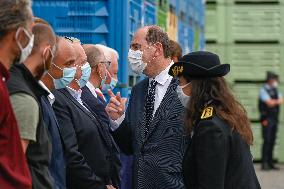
41, 96, 66, 189
81, 86, 121, 188
112, 78, 189, 189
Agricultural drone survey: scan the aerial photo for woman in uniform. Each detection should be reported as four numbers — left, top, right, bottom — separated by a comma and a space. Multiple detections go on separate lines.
169, 51, 261, 189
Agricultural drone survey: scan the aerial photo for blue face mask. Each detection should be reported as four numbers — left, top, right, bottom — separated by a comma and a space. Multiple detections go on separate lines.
102, 77, 118, 91
48, 63, 77, 89
77, 62, 91, 88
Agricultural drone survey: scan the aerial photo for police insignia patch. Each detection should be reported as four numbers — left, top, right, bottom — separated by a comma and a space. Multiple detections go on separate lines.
201, 107, 214, 119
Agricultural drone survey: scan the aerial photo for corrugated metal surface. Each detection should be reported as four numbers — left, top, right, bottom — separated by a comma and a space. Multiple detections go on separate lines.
33, 0, 205, 93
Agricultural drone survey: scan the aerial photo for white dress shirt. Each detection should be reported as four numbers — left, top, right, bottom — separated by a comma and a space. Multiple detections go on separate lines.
86, 81, 98, 98
38, 81, 55, 106
110, 62, 174, 131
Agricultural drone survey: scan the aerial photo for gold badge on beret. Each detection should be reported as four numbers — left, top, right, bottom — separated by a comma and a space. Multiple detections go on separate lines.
171, 66, 183, 77
201, 107, 214, 119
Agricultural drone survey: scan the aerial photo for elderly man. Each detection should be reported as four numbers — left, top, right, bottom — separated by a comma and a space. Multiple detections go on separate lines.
106, 26, 188, 189
0, 0, 34, 188
52, 39, 118, 189
95, 44, 119, 97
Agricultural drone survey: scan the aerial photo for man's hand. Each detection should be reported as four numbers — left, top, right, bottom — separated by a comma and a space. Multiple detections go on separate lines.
105, 90, 127, 120
106, 185, 116, 189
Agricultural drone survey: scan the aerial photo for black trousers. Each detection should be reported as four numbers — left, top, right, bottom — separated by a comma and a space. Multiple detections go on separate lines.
261, 119, 278, 165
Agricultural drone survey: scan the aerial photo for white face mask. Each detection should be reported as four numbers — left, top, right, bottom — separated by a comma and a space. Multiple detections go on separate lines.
15, 28, 34, 63
176, 82, 191, 108
272, 81, 278, 88
128, 49, 147, 75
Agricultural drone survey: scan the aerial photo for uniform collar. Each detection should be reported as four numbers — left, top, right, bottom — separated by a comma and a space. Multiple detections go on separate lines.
0, 62, 10, 82
149, 61, 174, 86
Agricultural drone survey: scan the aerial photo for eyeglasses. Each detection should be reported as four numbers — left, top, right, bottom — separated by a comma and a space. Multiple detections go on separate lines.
99, 61, 111, 68
64, 36, 81, 44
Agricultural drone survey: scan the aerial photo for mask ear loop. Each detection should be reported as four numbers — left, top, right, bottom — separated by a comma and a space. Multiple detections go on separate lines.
181, 82, 191, 89
15, 27, 32, 50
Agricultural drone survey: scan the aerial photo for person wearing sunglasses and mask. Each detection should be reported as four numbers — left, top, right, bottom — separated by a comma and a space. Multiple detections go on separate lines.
52, 39, 118, 189
0, 0, 34, 188
168, 51, 261, 189
8, 23, 56, 189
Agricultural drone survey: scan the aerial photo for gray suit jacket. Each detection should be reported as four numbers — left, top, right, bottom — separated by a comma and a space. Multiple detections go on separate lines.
112, 78, 189, 189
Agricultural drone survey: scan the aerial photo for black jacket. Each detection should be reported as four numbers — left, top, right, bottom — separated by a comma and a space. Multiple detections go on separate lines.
112, 78, 188, 189
7, 64, 53, 189
52, 88, 117, 189
182, 106, 261, 189
81, 85, 121, 188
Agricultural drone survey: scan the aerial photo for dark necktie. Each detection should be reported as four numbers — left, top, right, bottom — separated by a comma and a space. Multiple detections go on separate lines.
145, 79, 158, 137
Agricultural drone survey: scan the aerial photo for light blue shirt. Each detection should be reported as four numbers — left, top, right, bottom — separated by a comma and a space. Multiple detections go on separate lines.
66, 86, 90, 111
259, 84, 282, 102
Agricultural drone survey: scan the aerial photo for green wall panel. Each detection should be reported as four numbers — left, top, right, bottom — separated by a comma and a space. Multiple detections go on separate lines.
226, 4, 284, 43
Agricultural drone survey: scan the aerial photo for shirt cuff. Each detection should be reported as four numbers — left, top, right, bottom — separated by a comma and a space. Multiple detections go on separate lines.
109, 113, 126, 131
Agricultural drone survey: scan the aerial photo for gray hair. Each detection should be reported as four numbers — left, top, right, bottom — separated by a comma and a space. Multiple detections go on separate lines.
145, 25, 171, 58
83, 45, 105, 67
95, 44, 119, 61
0, 0, 33, 40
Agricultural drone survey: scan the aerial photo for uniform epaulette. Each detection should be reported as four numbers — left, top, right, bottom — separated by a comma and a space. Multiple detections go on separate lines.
200, 106, 214, 120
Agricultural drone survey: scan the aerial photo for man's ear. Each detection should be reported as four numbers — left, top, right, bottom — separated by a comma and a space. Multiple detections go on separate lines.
154, 42, 163, 57
42, 46, 50, 60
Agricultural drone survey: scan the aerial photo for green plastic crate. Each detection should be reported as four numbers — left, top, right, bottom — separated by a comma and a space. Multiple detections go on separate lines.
226, 4, 284, 42
205, 4, 227, 43
227, 44, 284, 81
251, 123, 262, 161
233, 83, 262, 120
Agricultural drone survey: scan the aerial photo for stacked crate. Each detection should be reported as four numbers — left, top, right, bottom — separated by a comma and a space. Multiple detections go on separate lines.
205, 0, 284, 161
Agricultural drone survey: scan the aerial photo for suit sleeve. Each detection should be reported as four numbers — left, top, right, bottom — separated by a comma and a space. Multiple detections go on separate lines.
195, 120, 229, 189
111, 91, 134, 155
52, 93, 106, 189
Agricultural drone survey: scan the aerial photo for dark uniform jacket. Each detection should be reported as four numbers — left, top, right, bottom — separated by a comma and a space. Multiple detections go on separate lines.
182, 106, 261, 189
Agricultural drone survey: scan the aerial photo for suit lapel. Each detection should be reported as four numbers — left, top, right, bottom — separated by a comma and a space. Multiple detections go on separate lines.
60, 89, 95, 121
144, 78, 179, 143
133, 79, 149, 146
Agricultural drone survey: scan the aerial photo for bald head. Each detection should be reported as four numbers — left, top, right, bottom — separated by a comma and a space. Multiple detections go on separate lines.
83, 44, 105, 67
31, 23, 56, 55
53, 37, 76, 68
72, 42, 87, 67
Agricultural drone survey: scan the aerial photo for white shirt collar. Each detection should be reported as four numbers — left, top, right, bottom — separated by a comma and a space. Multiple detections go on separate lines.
66, 86, 82, 100
38, 80, 55, 105
150, 61, 174, 86
86, 81, 98, 98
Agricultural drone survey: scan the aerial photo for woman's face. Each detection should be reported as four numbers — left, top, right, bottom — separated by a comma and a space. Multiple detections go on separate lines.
178, 76, 191, 96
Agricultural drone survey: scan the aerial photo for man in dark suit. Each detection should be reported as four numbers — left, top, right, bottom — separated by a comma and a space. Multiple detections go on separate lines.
106, 26, 189, 189
41, 36, 78, 189
81, 44, 121, 188
52, 39, 118, 189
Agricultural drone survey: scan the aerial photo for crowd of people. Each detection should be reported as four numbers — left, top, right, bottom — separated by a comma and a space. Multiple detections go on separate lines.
2, 0, 280, 189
